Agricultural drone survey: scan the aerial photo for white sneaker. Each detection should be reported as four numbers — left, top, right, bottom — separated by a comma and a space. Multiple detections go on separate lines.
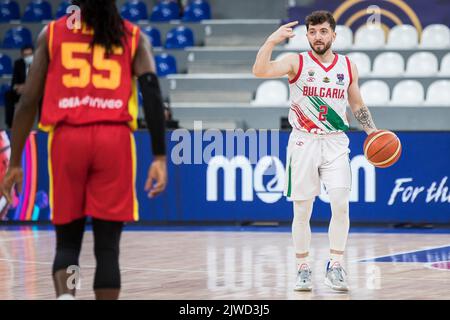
294, 264, 313, 292
324, 261, 349, 292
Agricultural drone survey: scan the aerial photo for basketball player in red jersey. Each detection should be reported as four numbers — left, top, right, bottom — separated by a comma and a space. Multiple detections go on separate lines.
0, 0, 167, 299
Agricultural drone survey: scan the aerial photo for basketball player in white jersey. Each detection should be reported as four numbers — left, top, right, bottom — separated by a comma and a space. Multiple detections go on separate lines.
253, 11, 378, 291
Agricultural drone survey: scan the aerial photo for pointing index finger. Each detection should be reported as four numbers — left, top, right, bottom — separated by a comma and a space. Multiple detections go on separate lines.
284, 21, 299, 28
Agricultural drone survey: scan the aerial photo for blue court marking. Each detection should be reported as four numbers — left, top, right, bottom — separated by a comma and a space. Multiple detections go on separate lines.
0, 225, 449, 234
120, 225, 450, 234
359, 245, 450, 263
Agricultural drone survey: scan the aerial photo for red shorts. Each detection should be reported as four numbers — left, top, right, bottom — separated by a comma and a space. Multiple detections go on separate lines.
48, 123, 139, 225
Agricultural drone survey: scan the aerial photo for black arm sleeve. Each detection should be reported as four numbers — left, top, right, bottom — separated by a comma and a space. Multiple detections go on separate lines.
137, 72, 166, 156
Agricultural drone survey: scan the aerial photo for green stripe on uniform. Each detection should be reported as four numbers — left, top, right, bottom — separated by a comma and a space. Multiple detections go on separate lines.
294, 81, 349, 131
304, 96, 336, 131
294, 83, 335, 131
312, 95, 349, 131
287, 156, 292, 197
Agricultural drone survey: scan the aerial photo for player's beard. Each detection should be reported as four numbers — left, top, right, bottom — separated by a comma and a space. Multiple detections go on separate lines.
309, 40, 332, 55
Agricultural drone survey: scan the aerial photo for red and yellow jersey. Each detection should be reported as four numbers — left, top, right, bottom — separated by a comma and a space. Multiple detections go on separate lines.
40, 16, 140, 132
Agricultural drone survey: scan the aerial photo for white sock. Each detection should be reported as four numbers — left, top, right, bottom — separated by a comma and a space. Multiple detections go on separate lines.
296, 255, 310, 270
329, 253, 344, 267
292, 199, 314, 269
328, 188, 350, 262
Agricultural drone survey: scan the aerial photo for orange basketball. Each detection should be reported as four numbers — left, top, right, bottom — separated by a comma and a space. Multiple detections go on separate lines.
363, 130, 402, 168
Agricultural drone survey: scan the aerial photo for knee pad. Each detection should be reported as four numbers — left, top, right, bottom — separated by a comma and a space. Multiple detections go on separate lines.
92, 219, 123, 289
52, 218, 86, 275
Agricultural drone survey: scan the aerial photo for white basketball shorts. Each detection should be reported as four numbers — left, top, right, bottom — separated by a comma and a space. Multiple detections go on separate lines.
284, 129, 352, 200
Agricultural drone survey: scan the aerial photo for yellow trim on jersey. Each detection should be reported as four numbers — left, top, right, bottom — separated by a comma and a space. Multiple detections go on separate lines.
38, 123, 54, 132
131, 26, 138, 58
127, 80, 139, 131
47, 131, 54, 221
48, 21, 55, 61
130, 132, 139, 221
26, 134, 37, 221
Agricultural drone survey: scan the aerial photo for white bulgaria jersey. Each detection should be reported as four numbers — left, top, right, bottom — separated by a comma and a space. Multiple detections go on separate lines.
288, 51, 352, 134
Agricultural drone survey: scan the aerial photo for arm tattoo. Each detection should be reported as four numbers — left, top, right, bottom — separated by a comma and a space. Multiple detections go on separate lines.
353, 105, 376, 130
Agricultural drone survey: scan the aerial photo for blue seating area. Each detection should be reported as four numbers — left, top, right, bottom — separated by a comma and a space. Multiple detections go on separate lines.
155, 53, 177, 76
0, 53, 12, 75
121, 0, 148, 22
150, 0, 180, 22
0, 83, 10, 106
2, 26, 33, 48
182, 0, 211, 22
0, 0, 214, 82
22, 0, 52, 22
141, 25, 162, 47
55, 0, 70, 19
0, 0, 20, 22
0, 0, 212, 23
165, 26, 194, 49
140, 25, 195, 49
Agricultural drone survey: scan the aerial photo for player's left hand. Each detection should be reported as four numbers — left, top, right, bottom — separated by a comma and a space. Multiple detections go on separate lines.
145, 156, 167, 198
0, 166, 23, 204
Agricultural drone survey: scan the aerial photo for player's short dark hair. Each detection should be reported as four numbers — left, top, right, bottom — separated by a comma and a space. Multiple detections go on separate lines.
305, 10, 336, 31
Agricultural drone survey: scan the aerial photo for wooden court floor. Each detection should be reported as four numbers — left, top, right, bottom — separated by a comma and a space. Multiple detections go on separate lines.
0, 227, 449, 300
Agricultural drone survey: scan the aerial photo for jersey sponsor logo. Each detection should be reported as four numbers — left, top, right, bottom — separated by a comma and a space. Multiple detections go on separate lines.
302, 86, 345, 99
58, 96, 124, 110
336, 73, 345, 86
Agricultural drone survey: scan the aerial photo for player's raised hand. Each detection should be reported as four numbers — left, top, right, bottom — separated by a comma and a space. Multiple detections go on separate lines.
144, 156, 167, 198
0, 166, 22, 204
266, 21, 299, 45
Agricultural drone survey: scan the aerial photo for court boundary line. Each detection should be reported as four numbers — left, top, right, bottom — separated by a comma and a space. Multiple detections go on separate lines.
354, 243, 450, 263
